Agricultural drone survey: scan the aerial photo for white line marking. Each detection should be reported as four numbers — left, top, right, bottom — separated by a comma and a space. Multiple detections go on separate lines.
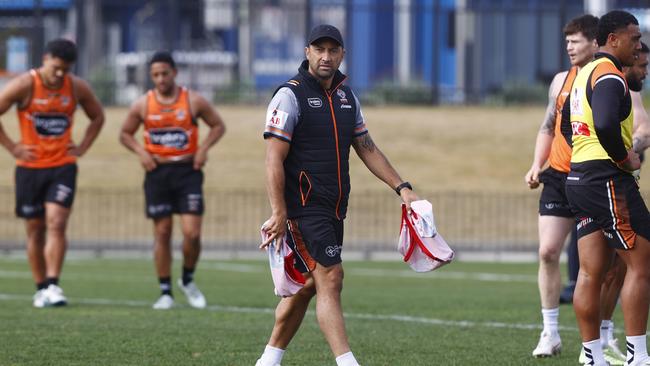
0, 292, 577, 333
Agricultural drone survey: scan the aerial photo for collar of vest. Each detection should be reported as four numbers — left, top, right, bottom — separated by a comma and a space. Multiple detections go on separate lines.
594, 52, 623, 71
298, 60, 347, 91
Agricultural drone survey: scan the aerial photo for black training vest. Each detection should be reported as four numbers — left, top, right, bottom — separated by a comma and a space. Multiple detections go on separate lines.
273, 60, 358, 220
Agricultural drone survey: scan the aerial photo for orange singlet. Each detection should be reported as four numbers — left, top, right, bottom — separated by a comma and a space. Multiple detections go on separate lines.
143, 87, 198, 159
17, 69, 77, 168
548, 66, 578, 173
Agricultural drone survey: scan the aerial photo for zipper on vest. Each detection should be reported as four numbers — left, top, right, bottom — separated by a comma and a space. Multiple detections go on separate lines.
325, 91, 343, 220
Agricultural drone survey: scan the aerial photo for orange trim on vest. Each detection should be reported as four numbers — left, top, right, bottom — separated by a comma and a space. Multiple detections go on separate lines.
143, 87, 198, 158
549, 67, 577, 173
16, 69, 77, 168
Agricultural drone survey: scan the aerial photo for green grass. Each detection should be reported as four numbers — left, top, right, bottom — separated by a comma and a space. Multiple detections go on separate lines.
0, 257, 622, 365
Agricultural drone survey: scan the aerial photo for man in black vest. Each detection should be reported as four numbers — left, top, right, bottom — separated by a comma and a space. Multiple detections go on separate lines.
256, 25, 418, 366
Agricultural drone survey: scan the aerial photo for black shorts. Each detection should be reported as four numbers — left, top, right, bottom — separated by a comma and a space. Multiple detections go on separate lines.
15, 163, 77, 218
566, 175, 650, 250
286, 216, 344, 273
144, 163, 204, 218
538, 167, 573, 217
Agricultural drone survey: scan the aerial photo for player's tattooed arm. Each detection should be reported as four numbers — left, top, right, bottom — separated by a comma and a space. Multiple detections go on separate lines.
356, 133, 376, 153
539, 73, 564, 136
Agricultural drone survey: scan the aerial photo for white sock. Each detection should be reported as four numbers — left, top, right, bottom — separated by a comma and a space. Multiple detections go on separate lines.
583, 339, 606, 365
627, 334, 649, 363
601, 320, 613, 345
335, 351, 360, 366
258, 345, 285, 366
541, 307, 559, 335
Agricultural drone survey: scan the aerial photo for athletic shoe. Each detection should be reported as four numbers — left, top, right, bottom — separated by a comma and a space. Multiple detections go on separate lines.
177, 279, 206, 309
255, 360, 281, 366
152, 294, 174, 310
44, 284, 67, 307
532, 330, 561, 357
625, 357, 650, 365
32, 289, 47, 308
604, 339, 626, 365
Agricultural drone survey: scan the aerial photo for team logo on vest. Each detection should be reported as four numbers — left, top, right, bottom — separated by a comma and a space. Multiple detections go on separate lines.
336, 89, 348, 104
176, 109, 187, 121
148, 128, 189, 149
33, 114, 70, 137
60, 96, 71, 107
308, 98, 322, 108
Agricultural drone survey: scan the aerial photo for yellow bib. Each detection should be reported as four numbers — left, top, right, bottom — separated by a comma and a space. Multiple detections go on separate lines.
570, 57, 633, 163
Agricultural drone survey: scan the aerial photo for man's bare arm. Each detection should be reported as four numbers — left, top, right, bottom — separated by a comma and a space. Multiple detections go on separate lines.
0, 74, 35, 160
119, 96, 157, 171
631, 91, 650, 153
190, 92, 226, 169
525, 71, 565, 188
260, 137, 290, 249
71, 77, 105, 157
352, 132, 418, 207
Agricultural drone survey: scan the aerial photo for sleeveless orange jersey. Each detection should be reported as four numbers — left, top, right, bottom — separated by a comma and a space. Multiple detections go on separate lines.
548, 67, 578, 173
17, 69, 77, 168
143, 87, 198, 159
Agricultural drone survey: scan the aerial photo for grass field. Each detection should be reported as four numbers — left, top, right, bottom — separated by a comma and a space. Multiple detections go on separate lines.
0, 256, 624, 366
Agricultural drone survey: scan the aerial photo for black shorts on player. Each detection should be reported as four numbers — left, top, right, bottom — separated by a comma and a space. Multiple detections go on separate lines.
566, 174, 650, 250
286, 215, 344, 273
538, 167, 573, 217
144, 162, 204, 219
15, 163, 77, 218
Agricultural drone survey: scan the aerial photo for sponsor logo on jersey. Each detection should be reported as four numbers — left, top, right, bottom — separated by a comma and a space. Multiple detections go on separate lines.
267, 108, 289, 129
60, 96, 71, 107
148, 128, 189, 149
33, 114, 70, 137
176, 109, 187, 121
571, 121, 590, 136
308, 98, 322, 108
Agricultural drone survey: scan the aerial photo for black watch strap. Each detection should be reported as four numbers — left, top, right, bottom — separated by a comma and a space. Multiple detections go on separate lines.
395, 181, 413, 196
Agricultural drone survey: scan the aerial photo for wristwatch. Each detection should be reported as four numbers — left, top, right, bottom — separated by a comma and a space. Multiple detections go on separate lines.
394, 181, 413, 196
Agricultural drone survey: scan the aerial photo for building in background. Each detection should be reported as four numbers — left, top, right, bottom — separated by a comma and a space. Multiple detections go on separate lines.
0, 0, 646, 105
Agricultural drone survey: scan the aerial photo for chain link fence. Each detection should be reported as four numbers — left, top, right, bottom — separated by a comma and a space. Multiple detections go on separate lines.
0, 186, 547, 256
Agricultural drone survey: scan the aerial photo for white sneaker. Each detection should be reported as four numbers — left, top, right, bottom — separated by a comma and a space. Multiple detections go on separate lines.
625, 356, 650, 365
532, 330, 561, 357
177, 279, 206, 309
152, 294, 174, 310
32, 289, 47, 308
44, 284, 67, 307
604, 339, 626, 365
255, 360, 281, 366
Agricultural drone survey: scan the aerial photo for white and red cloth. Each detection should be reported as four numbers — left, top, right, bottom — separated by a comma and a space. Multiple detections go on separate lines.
398, 200, 454, 272
261, 221, 306, 297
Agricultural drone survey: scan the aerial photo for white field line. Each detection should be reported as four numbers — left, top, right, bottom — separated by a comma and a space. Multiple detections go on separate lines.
0, 293, 578, 333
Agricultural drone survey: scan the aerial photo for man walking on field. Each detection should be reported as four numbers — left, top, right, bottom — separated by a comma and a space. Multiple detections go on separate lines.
256, 24, 419, 366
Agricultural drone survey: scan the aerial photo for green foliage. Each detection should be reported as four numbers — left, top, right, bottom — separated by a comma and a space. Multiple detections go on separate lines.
484, 81, 548, 106
87, 65, 116, 105
0, 257, 600, 365
362, 81, 436, 105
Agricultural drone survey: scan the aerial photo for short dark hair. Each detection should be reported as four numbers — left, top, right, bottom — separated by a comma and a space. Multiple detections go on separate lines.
149, 51, 176, 69
563, 14, 599, 41
641, 41, 649, 54
45, 38, 77, 63
597, 10, 639, 46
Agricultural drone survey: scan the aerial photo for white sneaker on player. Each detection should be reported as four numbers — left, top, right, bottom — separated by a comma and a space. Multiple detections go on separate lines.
32, 289, 48, 308
152, 294, 174, 310
625, 356, 650, 366
532, 330, 561, 357
604, 339, 626, 365
44, 284, 67, 307
255, 360, 281, 366
177, 279, 206, 309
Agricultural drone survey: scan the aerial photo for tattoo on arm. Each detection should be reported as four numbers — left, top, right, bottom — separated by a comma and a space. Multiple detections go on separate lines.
358, 134, 376, 152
